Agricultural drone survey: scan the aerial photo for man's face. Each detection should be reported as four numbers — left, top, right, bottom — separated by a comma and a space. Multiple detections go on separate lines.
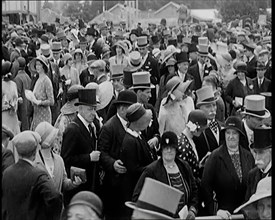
246, 115, 264, 130
53, 52, 61, 60
137, 88, 151, 104
112, 78, 124, 92
199, 102, 217, 120
253, 148, 271, 170
189, 52, 197, 61
79, 105, 97, 124
177, 61, 189, 74
138, 47, 148, 57
257, 197, 272, 220
257, 69, 266, 78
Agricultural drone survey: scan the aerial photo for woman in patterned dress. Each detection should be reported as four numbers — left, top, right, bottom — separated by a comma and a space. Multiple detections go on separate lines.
133, 131, 199, 219
178, 109, 208, 181
30, 56, 54, 130
109, 40, 129, 67
201, 116, 255, 218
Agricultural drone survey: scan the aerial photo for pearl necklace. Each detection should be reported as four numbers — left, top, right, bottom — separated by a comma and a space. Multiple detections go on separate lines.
164, 163, 176, 169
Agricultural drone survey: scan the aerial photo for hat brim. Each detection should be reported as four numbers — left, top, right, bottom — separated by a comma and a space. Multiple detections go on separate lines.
97, 81, 114, 110
113, 100, 135, 106
196, 96, 219, 108
29, 57, 49, 73
129, 84, 155, 90
125, 202, 173, 220
240, 109, 270, 119
221, 125, 245, 137
161, 52, 176, 65
198, 52, 209, 56
74, 102, 98, 107
61, 99, 79, 115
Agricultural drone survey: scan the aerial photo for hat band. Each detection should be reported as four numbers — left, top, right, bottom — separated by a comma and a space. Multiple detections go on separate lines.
245, 109, 266, 116
132, 83, 151, 88
138, 43, 148, 47
201, 97, 216, 102
198, 51, 208, 55
136, 200, 174, 218
130, 61, 141, 67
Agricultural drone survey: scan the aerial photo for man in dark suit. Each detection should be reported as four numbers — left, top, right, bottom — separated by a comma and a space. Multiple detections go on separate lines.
252, 62, 271, 95
2, 130, 62, 220
2, 125, 15, 175
98, 90, 137, 220
61, 88, 101, 206
243, 42, 257, 79
257, 49, 272, 80
137, 36, 160, 107
79, 53, 98, 87
245, 127, 272, 202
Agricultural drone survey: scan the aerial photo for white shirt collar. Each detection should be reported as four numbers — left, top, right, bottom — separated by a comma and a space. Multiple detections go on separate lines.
117, 113, 128, 131
22, 158, 35, 166
126, 128, 141, 138
262, 161, 272, 174
249, 55, 255, 62
243, 119, 253, 146
77, 113, 91, 133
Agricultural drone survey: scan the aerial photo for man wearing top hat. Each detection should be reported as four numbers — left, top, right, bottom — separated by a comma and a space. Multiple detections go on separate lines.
61, 88, 102, 205
257, 49, 272, 81
78, 19, 87, 43
80, 53, 98, 87
243, 42, 258, 79
52, 41, 64, 68
86, 27, 98, 54
245, 127, 272, 202
251, 61, 271, 95
136, 36, 160, 107
98, 90, 137, 220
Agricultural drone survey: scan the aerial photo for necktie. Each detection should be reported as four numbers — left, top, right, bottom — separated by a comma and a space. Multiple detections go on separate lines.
209, 120, 219, 134
88, 124, 96, 139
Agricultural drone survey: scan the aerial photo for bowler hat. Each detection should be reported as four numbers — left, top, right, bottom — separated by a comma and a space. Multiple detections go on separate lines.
14, 37, 24, 47
167, 38, 177, 47
75, 89, 98, 107
241, 94, 270, 118
69, 191, 103, 218
125, 177, 183, 219
113, 90, 137, 106
250, 127, 272, 150
126, 103, 151, 123
40, 34, 49, 43
221, 116, 245, 137
130, 71, 155, 90
2, 124, 14, 139
12, 131, 41, 156
160, 131, 178, 150
196, 86, 218, 107
35, 121, 59, 149
175, 51, 189, 64
86, 27, 97, 37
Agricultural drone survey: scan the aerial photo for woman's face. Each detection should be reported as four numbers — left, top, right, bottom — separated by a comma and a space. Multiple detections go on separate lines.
225, 128, 240, 149
35, 61, 44, 74
116, 46, 123, 55
237, 71, 246, 80
67, 58, 73, 67
167, 65, 175, 74
162, 146, 177, 162
67, 204, 100, 220
75, 53, 82, 62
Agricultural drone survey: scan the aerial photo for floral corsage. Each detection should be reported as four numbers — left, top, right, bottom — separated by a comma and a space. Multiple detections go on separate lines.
186, 121, 200, 132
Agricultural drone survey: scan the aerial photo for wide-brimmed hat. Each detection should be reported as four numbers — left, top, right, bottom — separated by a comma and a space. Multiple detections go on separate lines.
62, 53, 73, 64
110, 64, 124, 79
29, 55, 49, 73
242, 42, 256, 51
56, 30, 67, 41
165, 57, 177, 67
234, 61, 247, 74
165, 76, 192, 95
196, 86, 218, 107
250, 127, 272, 150
35, 121, 59, 149
130, 71, 155, 90
113, 40, 128, 54
69, 191, 103, 218
75, 89, 98, 107
175, 51, 189, 64
234, 177, 271, 214
51, 41, 62, 53
113, 90, 137, 106
97, 81, 114, 110
12, 131, 41, 156
241, 94, 270, 118
2, 124, 14, 140
137, 36, 148, 48
61, 84, 84, 115
125, 177, 183, 219
161, 45, 180, 64
221, 116, 245, 137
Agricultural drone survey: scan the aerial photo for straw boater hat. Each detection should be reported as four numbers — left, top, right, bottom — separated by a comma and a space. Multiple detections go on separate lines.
128, 51, 143, 69
61, 84, 84, 115
125, 177, 183, 219
234, 176, 271, 214
241, 94, 270, 119
110, 64, 124, 80
51, 41, 62, 53
195, 86, 218, 108
130, 71, 155, 90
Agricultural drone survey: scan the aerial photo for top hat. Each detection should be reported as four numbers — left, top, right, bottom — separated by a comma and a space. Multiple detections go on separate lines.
86, 27, 97, 37
130, 71, 155, 90
40, 44, 52, 58
69, 191, 103, 218
12, 131, 41, 155
197, 44, 209, 56
86, 53, 97, 65
79, 19, 86, 30
162, 29, 171, 37
234, 177, 271, 215
198, 37, 208, 45
113, 90, 137, 106
110, 64, 124, 79
175, 51, 189, 64
51, 41, 62, 52
160, 131, 178, 150
241, 94, 270, 118
251, 127, 272, 150
221, 116, 245, 137
196, 86, 218, 107
129, 51, 142, 68
123, 67, 136, 88
182, 37, 192, 45
177, 35, 184, 44
130, 29, 139, 37
137, 36, 149, 48
125, 177, 183, 219
75, 89, 98, 107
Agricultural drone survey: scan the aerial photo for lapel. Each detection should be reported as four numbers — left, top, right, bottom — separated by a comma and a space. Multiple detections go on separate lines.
113, 115, 126, 139
74, 116, 92, 141
205, 127, 219, 148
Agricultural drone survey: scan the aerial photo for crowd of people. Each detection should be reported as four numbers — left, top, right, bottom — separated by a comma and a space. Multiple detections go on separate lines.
2, 14, 272, 220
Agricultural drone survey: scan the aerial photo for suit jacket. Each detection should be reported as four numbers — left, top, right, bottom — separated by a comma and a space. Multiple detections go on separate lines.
2, 159, 62, 220
98, 114, 127, 218
2, 147, 15, 175
61, 116, 99, 205
245, 166, 272, 202
201, 144, 255, 215
188, 63, 203, 90
79, 67, 96, 87
246, 56, 257, 79
251, 77, 271, 94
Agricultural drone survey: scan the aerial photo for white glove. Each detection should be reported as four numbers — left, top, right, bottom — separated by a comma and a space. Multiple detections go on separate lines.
65, 79, 72, 86
90, 151, 101, 162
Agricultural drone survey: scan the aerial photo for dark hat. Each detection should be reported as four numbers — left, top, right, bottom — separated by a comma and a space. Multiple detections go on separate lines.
17, 57, 26, 68
160, 131, 178, 150
40, 34, 49, 43
113, 90, 137, 106
175, 52, 189, 64
187, 109, 208, 130
75, 89, 98, 107
151, 35, 160, 45
2, 61, 13, 77
188, 43, 198, 53
14, 37, 24, 47
234, 61, 247, 74
242, 42, 256, 51
191, 35, 199, 45
123, 66, 136, 88
126, 103, 151, 123
256, 62, 267, 70
130, 29, 139, 37
2, 124, 14, 139
177, 35, 184, 44
86, 27, 97, 37
69, 191, 103, 218
87, 53, 97, 65
251, 127, 272, 150
221, 116, 245, 137
55, 18, 60, 23
79, 19, 86, 30
167, 38, 177, 47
